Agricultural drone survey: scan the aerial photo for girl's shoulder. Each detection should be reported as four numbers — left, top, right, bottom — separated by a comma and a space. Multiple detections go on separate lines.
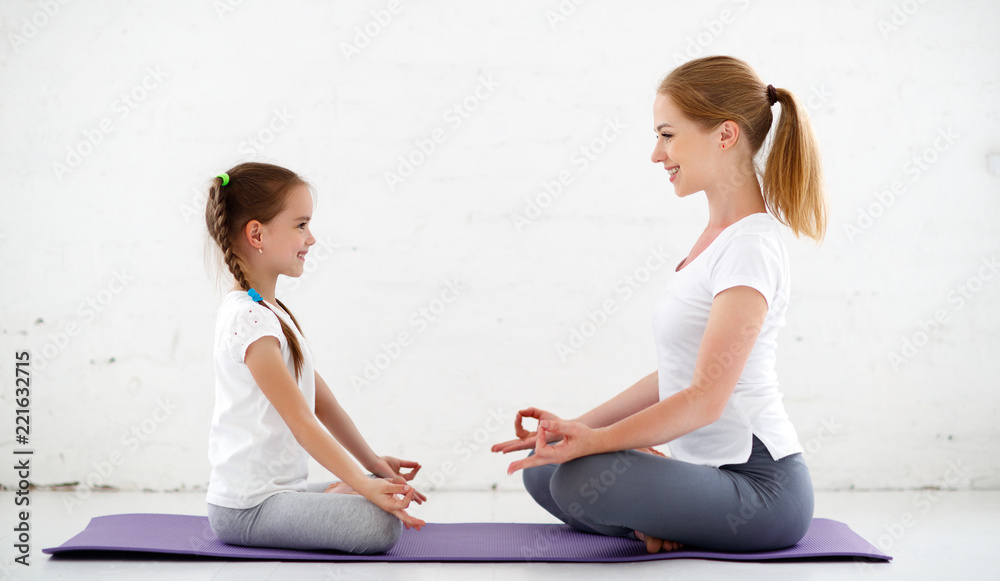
216, 291, 285, 362
217, 291, 283, 337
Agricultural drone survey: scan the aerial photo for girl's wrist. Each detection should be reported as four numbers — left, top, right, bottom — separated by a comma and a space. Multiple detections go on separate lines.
362, 454, 384, 475
340, 468, 374, 492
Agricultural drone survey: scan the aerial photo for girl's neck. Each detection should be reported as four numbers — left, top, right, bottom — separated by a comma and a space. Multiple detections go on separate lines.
235, 279, 277, 304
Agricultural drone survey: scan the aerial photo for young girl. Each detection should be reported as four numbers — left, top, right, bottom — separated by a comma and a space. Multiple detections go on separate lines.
493, 56, 824, 553
204, 162, 425, 554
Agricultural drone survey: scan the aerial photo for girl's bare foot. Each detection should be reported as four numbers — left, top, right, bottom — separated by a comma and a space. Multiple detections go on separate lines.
323, 481, 358, 495
634, 531, 684, 553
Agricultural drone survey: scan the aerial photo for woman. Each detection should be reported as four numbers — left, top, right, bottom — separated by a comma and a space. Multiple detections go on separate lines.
492, 55, 825, 553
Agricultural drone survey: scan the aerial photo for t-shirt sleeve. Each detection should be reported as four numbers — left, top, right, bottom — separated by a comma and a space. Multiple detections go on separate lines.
226, 302, 284, 364
709, 234, 784, 308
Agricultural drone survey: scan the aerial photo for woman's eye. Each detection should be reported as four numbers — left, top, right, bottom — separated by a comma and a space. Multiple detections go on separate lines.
661, 133, 673, 140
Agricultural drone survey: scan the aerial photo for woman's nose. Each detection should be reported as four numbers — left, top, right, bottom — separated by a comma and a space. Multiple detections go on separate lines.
651, 142, 665, 164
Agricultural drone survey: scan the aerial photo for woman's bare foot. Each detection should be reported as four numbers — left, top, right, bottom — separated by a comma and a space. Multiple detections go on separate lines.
323, 481, 358, 495
634, 531, 684, 553
633, 447, 669, 458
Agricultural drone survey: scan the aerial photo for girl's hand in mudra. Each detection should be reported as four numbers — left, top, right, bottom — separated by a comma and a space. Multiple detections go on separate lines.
504, 418, 597, 475
491, 407, 564, 454
371, 456, 427, 503
357, 477, 426, 530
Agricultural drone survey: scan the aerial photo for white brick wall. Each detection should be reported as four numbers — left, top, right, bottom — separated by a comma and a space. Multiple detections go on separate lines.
1, 0, 997, 496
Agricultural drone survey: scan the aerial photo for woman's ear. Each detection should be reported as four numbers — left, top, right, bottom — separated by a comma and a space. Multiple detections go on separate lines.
718, 120, 740, 149
244, 220, 263, 252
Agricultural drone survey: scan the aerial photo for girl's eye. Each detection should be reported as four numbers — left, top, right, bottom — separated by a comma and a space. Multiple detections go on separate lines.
298, 223, 307, 229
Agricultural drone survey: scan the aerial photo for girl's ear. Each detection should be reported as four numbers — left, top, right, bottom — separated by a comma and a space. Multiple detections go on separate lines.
718, 120, 740, 149
244, 220, 263, 252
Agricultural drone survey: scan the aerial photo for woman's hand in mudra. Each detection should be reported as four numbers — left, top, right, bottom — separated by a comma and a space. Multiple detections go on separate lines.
503, 417, 598, 475
491, 407, 565, 454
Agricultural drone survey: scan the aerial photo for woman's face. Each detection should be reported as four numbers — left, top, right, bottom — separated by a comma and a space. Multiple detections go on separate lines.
650, 93, 721, 198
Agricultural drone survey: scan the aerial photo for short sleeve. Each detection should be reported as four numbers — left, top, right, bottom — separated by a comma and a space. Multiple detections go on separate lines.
226, 302, 283, 364
709, 234, 784, 307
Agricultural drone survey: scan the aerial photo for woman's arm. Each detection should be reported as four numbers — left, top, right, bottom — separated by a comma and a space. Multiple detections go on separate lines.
244, 337, 424, 526
507, 285, 767, 473
491, 372, 659, 454
574, 370, 660, 428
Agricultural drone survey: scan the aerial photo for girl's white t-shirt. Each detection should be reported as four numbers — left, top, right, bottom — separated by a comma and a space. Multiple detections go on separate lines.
207, 291, 315, 509
652, 213, 803, 467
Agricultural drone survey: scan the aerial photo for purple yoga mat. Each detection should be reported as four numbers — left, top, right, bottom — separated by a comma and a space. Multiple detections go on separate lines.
43, 513, 890, 563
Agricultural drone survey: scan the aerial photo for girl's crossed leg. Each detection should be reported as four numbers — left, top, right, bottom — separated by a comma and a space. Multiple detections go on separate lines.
208, 482, 403, 555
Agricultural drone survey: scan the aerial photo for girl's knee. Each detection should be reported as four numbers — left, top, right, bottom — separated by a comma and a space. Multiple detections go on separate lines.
352, 503, 403, 554
206, 504, 248, 546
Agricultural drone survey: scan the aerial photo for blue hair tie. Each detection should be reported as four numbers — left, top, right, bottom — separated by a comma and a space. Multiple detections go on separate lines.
247, 288, 263, 302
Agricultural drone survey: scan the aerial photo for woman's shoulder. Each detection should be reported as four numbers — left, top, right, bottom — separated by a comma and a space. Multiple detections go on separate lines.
713, 213, 785, 254
733, 212, 782, 237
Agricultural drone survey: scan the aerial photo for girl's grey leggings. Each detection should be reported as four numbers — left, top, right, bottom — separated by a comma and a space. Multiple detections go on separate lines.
523, 435, 814, 552
207, 482, 403, 554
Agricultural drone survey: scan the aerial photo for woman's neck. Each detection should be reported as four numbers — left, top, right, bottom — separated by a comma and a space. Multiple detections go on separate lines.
703, 162, 767, 230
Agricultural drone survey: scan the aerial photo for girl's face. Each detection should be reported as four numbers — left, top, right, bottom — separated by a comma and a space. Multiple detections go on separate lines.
650, 93, 722, 198
260, 184, 316, 278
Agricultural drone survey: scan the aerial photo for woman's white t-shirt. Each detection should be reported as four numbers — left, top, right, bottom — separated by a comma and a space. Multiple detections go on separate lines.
652, 213, 803, 467
206, 291, 315, 509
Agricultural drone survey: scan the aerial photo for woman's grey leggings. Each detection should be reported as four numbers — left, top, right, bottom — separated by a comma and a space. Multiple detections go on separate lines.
207, 482, 402, 554
523, 436, 814, 552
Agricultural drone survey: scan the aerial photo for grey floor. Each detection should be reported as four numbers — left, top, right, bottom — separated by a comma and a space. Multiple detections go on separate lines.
4, 489, 998, 580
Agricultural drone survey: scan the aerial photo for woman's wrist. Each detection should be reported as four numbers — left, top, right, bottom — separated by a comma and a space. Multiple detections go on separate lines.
588, 425, 616, 456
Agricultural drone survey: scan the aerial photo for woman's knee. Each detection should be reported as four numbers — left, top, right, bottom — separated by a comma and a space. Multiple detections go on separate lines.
549, 454, 618, 513
522, 462, 555, 499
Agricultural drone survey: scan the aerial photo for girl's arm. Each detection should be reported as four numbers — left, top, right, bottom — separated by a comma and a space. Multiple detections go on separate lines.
314, 372, 380, 471
244, 337, 424, 527
506, 285, 766, 473
314, 372, 425, 502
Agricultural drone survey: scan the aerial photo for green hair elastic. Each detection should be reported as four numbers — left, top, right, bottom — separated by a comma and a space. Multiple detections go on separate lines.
216, 172, 230, 186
